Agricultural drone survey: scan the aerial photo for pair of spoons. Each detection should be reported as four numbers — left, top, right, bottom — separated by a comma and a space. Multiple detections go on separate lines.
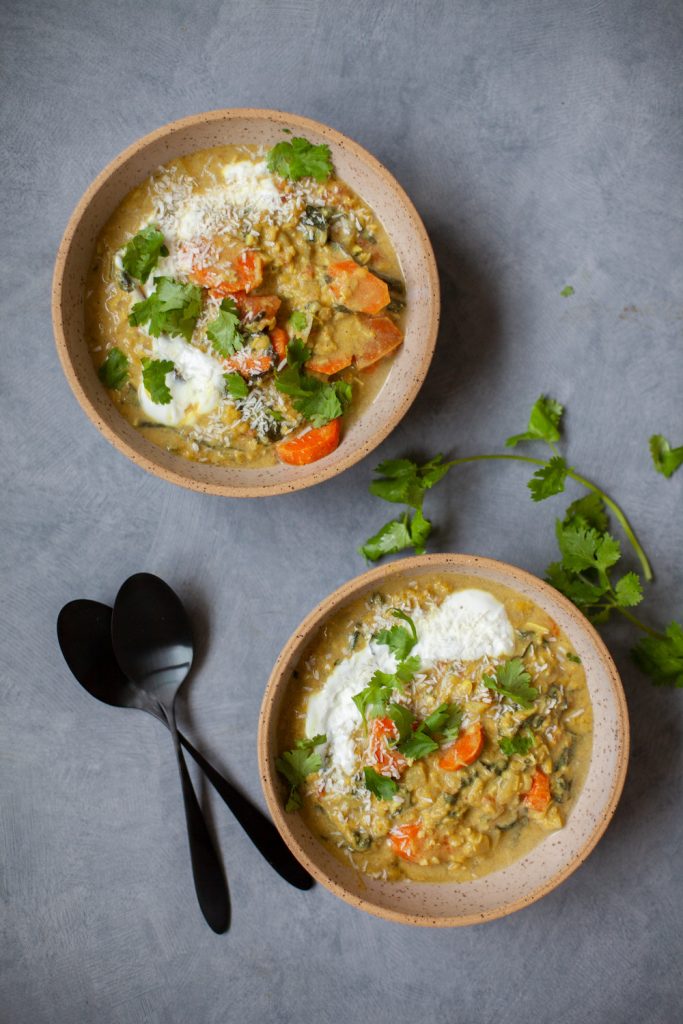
57, 573, 312, 934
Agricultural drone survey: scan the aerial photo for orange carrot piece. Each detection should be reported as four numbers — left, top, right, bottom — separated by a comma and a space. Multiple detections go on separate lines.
232, 291, 281, 320
388, 822, 423, 862
270, 326, 289, 361
524, 769, 551, 812
306, 353, 353, 375
355, 316, 403, 370
222, 353, 273, 378
438, 722, 485, 771
189, 251, 264, 298
328, 260, 390, 314
276, 419, 341, 466
368, 717, 407, 778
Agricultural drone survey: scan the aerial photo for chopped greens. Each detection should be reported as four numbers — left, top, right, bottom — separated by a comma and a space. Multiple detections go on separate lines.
207, 297, 243, 356
275, 340, 351, 427
129, 277, 202, 341
267, 137, 333, 182
483, 659, 538, 709
223, 372, 249, 400
141, 358, 174, 405
121, 225, 168, 283
98, 347, 129, 389
374, 609, 418, 661
276, 734, 327, 812
363, 767, 398, 800
499, 730, 534, 756
560, 285, 575, 297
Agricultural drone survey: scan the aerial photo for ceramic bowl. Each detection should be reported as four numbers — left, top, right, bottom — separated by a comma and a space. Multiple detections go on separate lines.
52, 109, 439, 497
258, 553, 629, 926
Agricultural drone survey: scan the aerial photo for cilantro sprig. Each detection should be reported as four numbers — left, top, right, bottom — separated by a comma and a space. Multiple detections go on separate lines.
207, 297, 243, 356
650, 434, 683, 479
359, 457, 450, 561
121, 225, 168, 283
141, 358, 174, 405
266, 137, 333, 182
499, 730, 534, 756
483, 659, 538, 709
98, 347, 129, 389
129, 277, 202, 341
275, 340, 351, 427
374, 609, 418, 661
363, 767, 398, 800
276, 734, 327, 812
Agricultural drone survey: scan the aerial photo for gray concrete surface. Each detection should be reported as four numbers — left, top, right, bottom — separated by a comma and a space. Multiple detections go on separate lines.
2, 1, 682, 1021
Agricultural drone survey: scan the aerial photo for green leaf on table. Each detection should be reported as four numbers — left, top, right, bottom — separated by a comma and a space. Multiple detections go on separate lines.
528, 456, 568, 501
363, 767, 398, 800
483, 658, 538, 709
409, 507, 432, 554
121, 225, 168, 283
207, 297, 243, 356
369, 454, 451, 509
505, 395, 564, 448
141, 358, 174, 405
632, 622, 683, 688
614, 572, 644, 608
562, 493, 609, 533
555, 520, 621, 573
98, 347, 129, 389
267, 137, 333, 182
289, 310, 308, 334
650, 434, 683, 479
359, 514, 413, 561
129, 277, 202, 341
423, 702, 463, 742
560, 285, 575, 297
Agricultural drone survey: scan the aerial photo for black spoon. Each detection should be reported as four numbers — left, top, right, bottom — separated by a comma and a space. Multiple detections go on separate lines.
57, 599, 313, 891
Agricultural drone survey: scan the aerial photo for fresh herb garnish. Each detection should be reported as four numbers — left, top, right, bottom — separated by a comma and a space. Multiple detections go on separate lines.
275, 340, 351, 427
560, 285, 575, 297
374, 609, 418, 661
276, 734, 327, 812
483, 659, 538, 709
499, 730, 534, 756
650, 434, 683, 479
98, 347, 129, 389
129, 277, 202, 341
141, 358, 174, 405
566, 652, 582, 664
423, 702, 463, 742
266, 137, 333, 182
289, 310, 309, 334
357, 394, 683, 689
207, 297, 243, 356
223, 371, 249, 400
363, 766, 398, 800
398, 725, 439, 760
121, 225, 168, 283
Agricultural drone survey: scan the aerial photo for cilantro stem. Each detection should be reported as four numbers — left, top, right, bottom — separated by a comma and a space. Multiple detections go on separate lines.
444, 454, 653, 582
613, 606, 665, 639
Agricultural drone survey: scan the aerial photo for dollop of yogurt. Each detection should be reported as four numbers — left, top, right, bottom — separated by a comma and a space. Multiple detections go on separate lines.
137, 335, 225, 428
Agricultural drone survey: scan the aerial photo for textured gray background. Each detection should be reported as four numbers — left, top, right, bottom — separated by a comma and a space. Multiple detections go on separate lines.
1, 1, 682, 1021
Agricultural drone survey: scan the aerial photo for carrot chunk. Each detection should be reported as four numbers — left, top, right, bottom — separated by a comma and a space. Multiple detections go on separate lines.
388, 822, 423, 862
276, 419, 341, 465
438, 722, 485, 771
222, 353, 274, 378
270, 326, 289, 361
305, 353, 353, 375
189, 251, 264, 297
524, 769, 551, 812
232, 292, 281, 320
368, 717, 407, 778
328, 260, 390, 314
355, 316, 403, 370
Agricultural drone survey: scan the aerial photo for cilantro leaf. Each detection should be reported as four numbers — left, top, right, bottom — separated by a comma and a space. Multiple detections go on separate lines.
141, 358, 174, 405
374, 609, 418, 660
363, 767, 398, 800
129, 277, 202, 341
98, 347, 129, 389
276, 734, 327, 811
409, 507, 431, 554
566, 652, 582, 664
267, 137, 333, 182
385, 702, 415, 742
370, 454, 451, 509
614, 572, 644, 608
555, 520, 621, 573
423, 702, 462, 741
223, 371, 249, 400
275, 340, 351, 426
650, 434, 683, 479
395, 656, 420, 683
499, 730, 534, 755
505, 395, 564, 448
546, 562, 608, 614
563, 493, 609, 533
207, 297, 243, 356
398, 725, 439, 760
352, 670, 398, 723
285, 338, 312, 370
560, 285, 575, 297
483, 659, 538, 708
528, 456, 568, 501
121, 225, 168, 283
632, 622, 683, 688
289, 310, 308, 333
358, 514, 413, 561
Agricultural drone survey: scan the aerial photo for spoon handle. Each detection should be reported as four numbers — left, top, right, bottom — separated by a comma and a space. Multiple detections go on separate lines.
167, 721, 230, 933
178, 732, 313, 890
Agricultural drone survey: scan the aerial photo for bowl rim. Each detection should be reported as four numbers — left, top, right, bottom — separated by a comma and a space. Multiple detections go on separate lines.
257, 552, 630, 927
51, 107, 440, 498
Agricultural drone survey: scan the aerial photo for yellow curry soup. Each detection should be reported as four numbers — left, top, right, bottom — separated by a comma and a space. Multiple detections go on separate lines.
86, 139, 406, 469
276, 574, 592, 883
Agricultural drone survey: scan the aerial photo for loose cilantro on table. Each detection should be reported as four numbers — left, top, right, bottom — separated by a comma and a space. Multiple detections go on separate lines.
483, 659, 538, 709
207, 297, 243, 356
276, 734, 327, 812
223, 371, 249, 401
141, 358, 174, 405
267, 137, 333, 182
560, 285, 575, 297
649, 434, 683, 479
499, 730, 534, 756
363, 767, 398, 800
357, 394, 682, 689
98, 347, 129, 389
129, 277, 202, 341
275, 340, 351, 427
121, 225, 168, 283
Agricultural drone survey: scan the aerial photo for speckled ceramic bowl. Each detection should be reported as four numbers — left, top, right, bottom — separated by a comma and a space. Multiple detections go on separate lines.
52, 109, 439, 497
258, 554, 629, 926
